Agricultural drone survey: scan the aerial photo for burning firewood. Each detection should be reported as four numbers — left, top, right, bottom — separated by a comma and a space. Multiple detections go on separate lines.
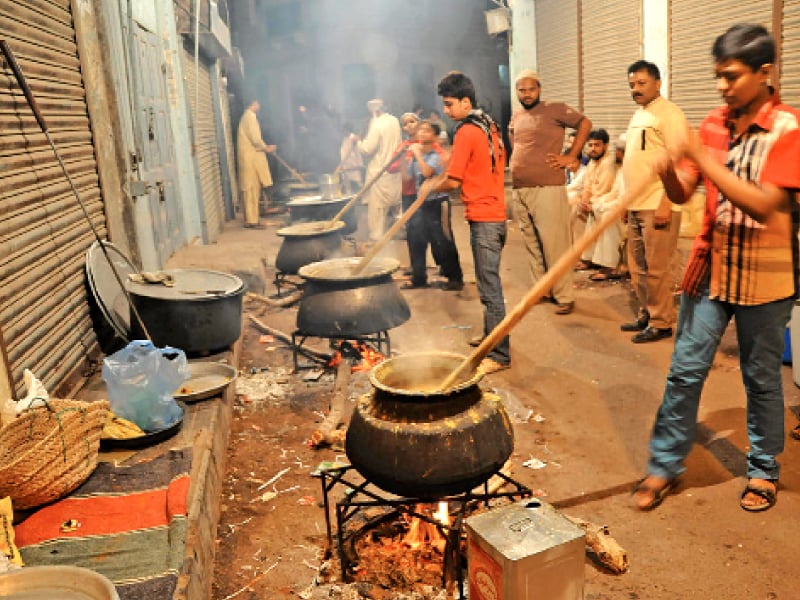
564, 515, 629, 574
309, 357, 351, 449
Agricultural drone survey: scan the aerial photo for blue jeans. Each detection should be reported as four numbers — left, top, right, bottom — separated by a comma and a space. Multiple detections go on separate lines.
469, 221, 510, 365
647, 287, 791, 481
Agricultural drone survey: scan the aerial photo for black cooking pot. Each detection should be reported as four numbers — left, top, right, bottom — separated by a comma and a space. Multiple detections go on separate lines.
287, 194, 357, 235
128, 269, 245, 354
275, 221, 351, 275
346, 352, 514, 499
296, 257, 410, 337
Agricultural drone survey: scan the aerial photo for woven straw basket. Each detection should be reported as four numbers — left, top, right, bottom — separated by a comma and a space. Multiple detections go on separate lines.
0, 398, 109, 510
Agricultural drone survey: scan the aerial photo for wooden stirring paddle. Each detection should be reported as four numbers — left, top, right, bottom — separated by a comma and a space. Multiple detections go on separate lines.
324, 145, 408, 230
351, 172, 448, 274
272, 152, 309, 184
437, 172, 660, 390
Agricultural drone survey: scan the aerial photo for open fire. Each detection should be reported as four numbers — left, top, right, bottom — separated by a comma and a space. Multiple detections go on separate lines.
402, 502, 451, 553
350, 501, 457, 592
327, 341, 385, 371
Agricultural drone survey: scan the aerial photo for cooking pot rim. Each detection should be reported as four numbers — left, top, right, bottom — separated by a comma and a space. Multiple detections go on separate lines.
369, 351, 484, 398
297, 256, 399, 281
287, 194, 353, 207
126, 269, 246, 300
277, 221, 345, 237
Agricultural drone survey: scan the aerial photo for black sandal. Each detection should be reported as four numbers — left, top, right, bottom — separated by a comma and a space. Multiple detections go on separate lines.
740, 480, 777, 512
631, 476, 679, 511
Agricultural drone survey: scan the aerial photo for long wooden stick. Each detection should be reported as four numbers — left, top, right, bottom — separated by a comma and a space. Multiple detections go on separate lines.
324, 145, 407, 229
438, 175, 652, 390
332, 141, 356, 177
272, 151, 308, 184
351, 172, 448, 274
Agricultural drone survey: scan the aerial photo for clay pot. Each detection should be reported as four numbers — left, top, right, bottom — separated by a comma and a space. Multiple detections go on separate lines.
345, 351, 514, 498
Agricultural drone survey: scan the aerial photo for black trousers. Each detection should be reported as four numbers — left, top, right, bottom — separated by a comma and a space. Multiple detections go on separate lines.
407, 197, 463, 286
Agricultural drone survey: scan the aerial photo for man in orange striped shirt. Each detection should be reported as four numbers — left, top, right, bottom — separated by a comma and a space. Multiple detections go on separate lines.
634, 24, 800, 513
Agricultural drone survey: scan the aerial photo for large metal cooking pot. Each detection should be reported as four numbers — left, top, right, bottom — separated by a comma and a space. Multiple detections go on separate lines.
275, 220, 350, 274
288, 181, 321, 196
128, 269, 245, 354
287, 194, 357, 235
346, 351, 514, 499
319, 172, 343, 199
296, 256, 410, 337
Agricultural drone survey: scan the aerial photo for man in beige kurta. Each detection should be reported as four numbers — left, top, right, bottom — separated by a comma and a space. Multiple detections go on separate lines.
580, 130, 623, 271
237, 100, 275, 229
353, 99, 402, 242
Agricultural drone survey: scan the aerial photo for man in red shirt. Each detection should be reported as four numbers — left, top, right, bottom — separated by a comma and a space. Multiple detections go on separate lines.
633, 24, 800, 513
421, 72, 510, 373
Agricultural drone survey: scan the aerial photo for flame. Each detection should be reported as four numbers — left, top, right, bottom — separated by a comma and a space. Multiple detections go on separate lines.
402, 502, 450, 553
327, 342, 385, 371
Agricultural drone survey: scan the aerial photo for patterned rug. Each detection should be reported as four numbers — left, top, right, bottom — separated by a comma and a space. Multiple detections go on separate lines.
15, 449, 191, 599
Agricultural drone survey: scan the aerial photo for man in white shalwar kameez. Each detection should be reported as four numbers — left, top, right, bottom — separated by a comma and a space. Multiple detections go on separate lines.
353, 99, 402, 242
237, 100, 276, 229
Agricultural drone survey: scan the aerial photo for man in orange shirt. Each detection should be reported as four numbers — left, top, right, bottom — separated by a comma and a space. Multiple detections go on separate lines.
420, 72, 509, 373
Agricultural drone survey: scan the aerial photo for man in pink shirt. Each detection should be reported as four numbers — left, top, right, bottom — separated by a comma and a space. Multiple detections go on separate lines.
509, 70, 591, 315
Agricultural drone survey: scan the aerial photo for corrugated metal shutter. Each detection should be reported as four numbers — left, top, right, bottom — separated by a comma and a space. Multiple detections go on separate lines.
183, 47, 224, 241
581, 0, 641, 140
535, 0, 580, 110
670, 1, 773, 126
0, 1, 105, 397
219, 79, 238, 217
781, 0, 800, 106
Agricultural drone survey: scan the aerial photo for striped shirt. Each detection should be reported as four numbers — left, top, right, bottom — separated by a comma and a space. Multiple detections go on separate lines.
681, 94, 800, 304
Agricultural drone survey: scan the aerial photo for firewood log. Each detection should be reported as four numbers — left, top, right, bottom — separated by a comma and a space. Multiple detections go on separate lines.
565, 515, 629, 574
246, 290, 303, 308
309, 358, 351, 448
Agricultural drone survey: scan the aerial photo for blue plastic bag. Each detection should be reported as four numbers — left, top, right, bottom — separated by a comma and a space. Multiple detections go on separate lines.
101, 340, 189, 432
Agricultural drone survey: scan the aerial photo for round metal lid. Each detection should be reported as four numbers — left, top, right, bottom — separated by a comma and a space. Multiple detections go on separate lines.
85, 240, 137, 341
126, 269, 244, 300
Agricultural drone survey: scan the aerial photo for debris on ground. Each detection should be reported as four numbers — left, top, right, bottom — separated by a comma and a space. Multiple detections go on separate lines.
235, 368, 292, 404
522, 456, 548, 470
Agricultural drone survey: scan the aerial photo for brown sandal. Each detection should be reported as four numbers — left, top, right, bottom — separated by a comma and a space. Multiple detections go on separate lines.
632, 476, 679, 511
740, 479, 777, 512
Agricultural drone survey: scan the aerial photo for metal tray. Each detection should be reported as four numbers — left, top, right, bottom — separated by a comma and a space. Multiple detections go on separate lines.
99, 409, 184, 450
0, 565, 119, 599
173, 361, 237, 402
